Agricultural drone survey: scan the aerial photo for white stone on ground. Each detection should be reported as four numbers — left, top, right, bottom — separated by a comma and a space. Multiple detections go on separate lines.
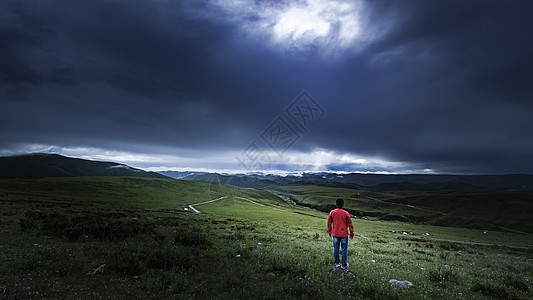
389, 279, 414, 288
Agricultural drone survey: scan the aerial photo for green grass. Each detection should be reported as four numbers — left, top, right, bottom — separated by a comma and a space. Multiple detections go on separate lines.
1, 177, 532, 299
0, 176, 236, 209
272, 185, 433, 220
274, 184, 533, 234
392, 191, 533, 233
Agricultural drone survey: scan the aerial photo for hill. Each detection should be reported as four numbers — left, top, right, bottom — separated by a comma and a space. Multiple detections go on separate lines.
161, 171, 533, 233
336, 173, 533, 191
160, 171, 286, 189
0, 153, 167, 179
164, 171, 533, 191
0, 176, 531, 299
272, 184, 533, 234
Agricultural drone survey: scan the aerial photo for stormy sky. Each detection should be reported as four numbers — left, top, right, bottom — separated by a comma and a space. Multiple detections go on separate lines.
1, 0, 532, 174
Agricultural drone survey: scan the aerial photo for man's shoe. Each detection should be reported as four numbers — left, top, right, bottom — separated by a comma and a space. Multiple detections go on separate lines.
335, 264, 341, 268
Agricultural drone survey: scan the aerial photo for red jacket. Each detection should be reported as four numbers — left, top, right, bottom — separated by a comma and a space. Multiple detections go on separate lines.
327, 208, 354, 238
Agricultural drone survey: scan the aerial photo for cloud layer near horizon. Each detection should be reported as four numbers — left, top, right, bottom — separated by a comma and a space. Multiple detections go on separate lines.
1, 0, 532, 174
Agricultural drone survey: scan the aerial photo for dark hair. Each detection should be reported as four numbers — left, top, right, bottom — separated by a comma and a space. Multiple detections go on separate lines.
336, 198, 344, 208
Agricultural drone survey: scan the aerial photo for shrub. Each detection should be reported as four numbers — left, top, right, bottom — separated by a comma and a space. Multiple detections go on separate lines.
19, 245, 80, 277
108, 248, 144, 276
261, 252, 306, 278
439, 242, 463, 251
503, 274, 529, 292
142, 243, 192, 270
19, 210, 155, 241
429, 265, 460, 285
173, 226, 211, 247
472, 282, 512, 299
107, 241, 193, 276
163, 271, 187, 294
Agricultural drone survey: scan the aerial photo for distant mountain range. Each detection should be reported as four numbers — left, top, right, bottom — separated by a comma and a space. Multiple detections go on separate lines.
0, 153, 167, 179
2, 154, 532, 191
159, 171, 533, 192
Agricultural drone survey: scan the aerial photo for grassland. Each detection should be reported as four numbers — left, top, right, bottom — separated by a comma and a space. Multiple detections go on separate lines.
273, 185, 533, 234
0, 177, 531, 299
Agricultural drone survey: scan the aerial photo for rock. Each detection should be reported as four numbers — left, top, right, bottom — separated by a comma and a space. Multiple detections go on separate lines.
389, 279, 414, 288
87, 264, 106, 276
345, 270, 356, 277
332, 266, 356, 277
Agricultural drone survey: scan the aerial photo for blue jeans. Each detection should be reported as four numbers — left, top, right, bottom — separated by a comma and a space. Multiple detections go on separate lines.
333, 236, 348, 266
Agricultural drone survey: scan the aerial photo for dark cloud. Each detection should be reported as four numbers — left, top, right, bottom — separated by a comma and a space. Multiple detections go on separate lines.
1, 0, 532, 174
300, 0, 533, 173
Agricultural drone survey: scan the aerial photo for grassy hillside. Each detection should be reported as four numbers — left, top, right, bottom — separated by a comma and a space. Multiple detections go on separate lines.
0, 176, 233, 209
388, 191, 533, 234
272, 185, 439, 222
272, 185, 533, 234
0, 153, 167, 179
1, 177, 531, 299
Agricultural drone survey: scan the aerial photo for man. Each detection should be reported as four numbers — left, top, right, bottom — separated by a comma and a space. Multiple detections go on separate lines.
327, 198, 354, 269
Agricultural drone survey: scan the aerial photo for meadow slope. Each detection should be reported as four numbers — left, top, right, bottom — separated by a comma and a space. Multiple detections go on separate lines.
273, 185, 533, 234
0, 177, 531, 299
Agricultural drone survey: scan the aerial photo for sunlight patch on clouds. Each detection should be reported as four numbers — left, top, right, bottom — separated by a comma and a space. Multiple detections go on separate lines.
281, 148, 406, 172
213, 0, 369, 57
2, 143, 430, 174
285, 149, 365, 169
273, 3, 332, 42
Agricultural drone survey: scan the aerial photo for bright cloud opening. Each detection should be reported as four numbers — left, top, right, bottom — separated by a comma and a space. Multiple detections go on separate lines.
273, 6, 331, 42
213, 0, 368, 57
1, 144, 432, 174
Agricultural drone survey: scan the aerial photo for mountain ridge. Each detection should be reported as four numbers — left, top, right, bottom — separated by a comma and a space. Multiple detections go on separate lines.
0, 153, 167, 179
160, 171, 533, 191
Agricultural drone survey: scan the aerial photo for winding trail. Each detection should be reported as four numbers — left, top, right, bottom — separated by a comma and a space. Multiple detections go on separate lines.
185, 196, 287, 213
186, 196, 227, 213
184, 194, 530, 249
358, 192, 447, 216
235, 197, 287, 212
